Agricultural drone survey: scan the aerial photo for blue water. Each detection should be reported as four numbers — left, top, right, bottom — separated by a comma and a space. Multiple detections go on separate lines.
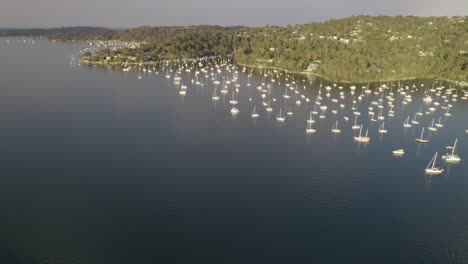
0, 38, 467, 264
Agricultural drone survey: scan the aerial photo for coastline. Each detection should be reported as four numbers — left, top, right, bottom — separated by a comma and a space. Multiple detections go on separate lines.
237, 63, 468, 86
81, 59, 467, 87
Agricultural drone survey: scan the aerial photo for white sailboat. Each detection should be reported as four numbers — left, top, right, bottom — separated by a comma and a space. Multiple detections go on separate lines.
352, 116, 360, 130
307, 112, 315, 124
229, 91, 238, 105
231, 107, 239, 115
251, 106, 259, 118
306, 123, 316, 134
312, 105, 318, 115
403, 116, 412, 128
220, 87, 229, 94
211, 87, 220, 101
283, 88, 290, 99
377, 110, 385, 121
428, 119, 437, 131
276, 108, 285, 122
392, 149, 405, 156
442, 138, 461, 163
416, 127, 429, 143
319, 107, 326, 119
425, 152, 444, 175
423, 95, 433, 103
378, 122, 388, 134
331, 120, 341, 134
388, 107, 395, 117
411, 113, 419, 125
354, 124, 370, 143
444, 107, 451, 117
266, 101, 273, 112
435, 117, 444, 128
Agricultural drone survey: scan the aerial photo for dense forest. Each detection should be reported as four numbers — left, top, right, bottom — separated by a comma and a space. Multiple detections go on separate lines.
81, 26, 237, 61
4, 16, 467, 82
233, 16, 468, 82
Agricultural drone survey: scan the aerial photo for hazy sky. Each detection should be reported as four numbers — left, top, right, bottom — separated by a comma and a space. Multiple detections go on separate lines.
1, 0, 467, 28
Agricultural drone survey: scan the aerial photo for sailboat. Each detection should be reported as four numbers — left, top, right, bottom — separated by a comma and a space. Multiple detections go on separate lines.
411, 113, 419, 125
306, 123, 316, 134
312, 105, 318, 115
416, 106, 423, 116
251, 106, 259, 118
307, 112, 315, 124
425, 152, 444, 175
416, 127, 429, 143
231, 107, 239, 115
331, 121, 341, 134
211, 87, 220, 101
388, 107, 395, 117
352, 116, 360, 130
377, 110, 385, 121
354, 124, 370, 143
378, 122, 388, 134
276, 108, 285, 122
266, 101, 273, 112
435, 117, 444, 128
444, 107, 451, 117
229, 91, 238, 105
428, 119, 437, 131
283, 88, 290, 99
442, 138, 461, 163
423, 94, 433, 103
220, 87, 229, 94
319, 108, 326, 119
403, 116, 412, 128
392, 149, 405, 156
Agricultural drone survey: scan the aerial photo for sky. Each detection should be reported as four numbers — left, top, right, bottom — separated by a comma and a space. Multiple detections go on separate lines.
1, 0, 467, 28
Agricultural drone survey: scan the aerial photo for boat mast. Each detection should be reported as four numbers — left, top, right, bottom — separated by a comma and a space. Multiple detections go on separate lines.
452, 139, 458, 155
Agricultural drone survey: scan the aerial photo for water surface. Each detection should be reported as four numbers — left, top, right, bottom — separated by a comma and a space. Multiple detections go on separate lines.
0, 38, 467, 264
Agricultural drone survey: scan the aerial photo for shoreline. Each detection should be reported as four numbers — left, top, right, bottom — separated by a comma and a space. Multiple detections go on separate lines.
237, 63, 467, 86
81, 59, 467, 87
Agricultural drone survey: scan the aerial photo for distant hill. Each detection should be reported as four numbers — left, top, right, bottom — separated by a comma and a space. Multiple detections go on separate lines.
232, 16, 468, 82
81, 16, 467, 83
0, 25, 246, 42
45, 25, 246, 42
0, 27, 108, 37
3, 16, 467, 83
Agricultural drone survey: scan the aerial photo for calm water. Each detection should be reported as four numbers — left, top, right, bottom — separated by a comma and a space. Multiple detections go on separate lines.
1, 38, 467, 264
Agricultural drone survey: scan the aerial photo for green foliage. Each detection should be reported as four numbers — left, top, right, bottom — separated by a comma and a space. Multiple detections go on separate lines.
79, 16, 468, 82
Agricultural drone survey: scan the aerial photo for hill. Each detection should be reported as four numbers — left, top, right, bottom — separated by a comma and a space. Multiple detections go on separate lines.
82, 16, 468, 83
5, 16, 467, 83
0, 27, 107, 37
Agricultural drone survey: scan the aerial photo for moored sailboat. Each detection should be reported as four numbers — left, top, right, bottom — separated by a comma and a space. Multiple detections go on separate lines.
442, 138, 461, 163
354, 124, 370, 143
425, 152, 444, 175
416, 127, 429, 143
